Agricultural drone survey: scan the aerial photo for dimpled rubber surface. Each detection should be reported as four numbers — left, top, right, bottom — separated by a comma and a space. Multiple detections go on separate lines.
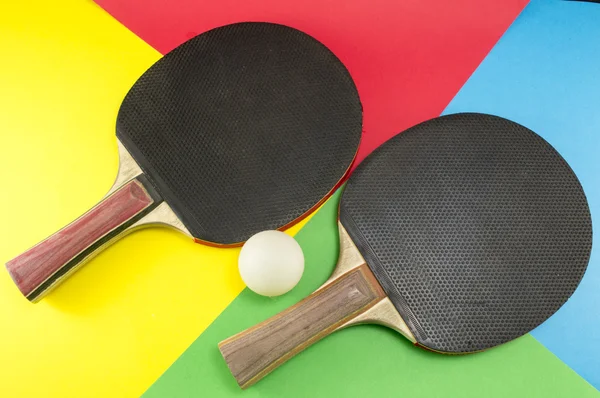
340, 113, 592, 353
116, 23, 362, 244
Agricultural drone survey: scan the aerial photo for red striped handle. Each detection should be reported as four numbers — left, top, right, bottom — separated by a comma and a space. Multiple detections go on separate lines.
6, 177, 159, 301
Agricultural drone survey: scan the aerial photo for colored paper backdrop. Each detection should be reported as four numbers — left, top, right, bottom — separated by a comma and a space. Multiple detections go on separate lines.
1, 0, 598, 396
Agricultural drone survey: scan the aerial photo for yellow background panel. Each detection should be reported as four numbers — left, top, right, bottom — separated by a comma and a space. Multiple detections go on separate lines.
0, 1, 312, 396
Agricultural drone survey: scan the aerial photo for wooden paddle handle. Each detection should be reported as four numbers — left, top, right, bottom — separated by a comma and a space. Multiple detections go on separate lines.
5, 177, 160, 301
219, 264, 386, 388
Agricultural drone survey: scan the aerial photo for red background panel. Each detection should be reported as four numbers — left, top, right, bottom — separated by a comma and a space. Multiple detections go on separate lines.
94, 0, 528, 165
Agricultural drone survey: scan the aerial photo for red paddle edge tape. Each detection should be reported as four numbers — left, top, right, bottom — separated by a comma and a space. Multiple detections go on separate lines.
414, 342, 482, 355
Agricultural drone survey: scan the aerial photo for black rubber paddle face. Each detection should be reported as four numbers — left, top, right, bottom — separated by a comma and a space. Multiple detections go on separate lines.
117, 22, 362, 244
340, 113, 592, 353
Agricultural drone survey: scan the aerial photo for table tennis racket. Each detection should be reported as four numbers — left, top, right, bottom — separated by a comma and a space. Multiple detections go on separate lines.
6, 22, 362, 302
219, 113, 592, 388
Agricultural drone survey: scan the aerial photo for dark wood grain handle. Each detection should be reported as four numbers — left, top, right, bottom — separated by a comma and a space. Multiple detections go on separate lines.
218, 264, 386, 388
5, 176, 161, 301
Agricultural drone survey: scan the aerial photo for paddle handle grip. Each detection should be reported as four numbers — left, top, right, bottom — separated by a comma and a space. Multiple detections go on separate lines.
218, 264, 386, 388
5, 177, 159, 301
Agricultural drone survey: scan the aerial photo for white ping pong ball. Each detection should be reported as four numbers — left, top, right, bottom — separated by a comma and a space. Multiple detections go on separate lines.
238, 230, 305, 297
